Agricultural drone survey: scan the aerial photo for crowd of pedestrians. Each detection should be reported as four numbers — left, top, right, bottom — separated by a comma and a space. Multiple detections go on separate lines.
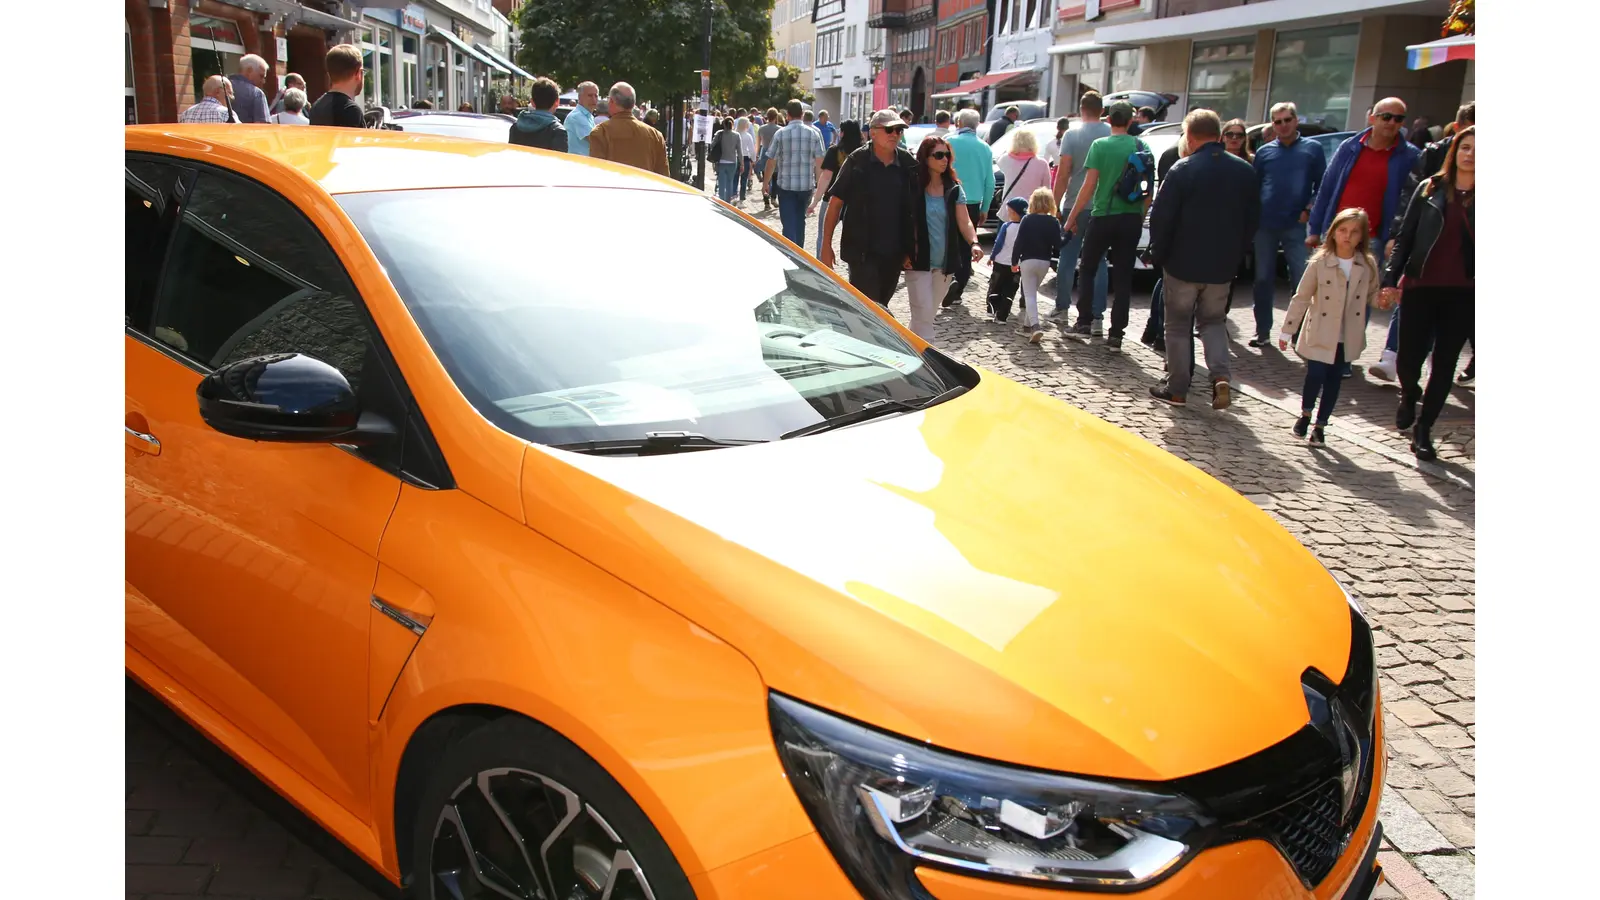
168, 47, 1472, 462
706, 91, 1475, 462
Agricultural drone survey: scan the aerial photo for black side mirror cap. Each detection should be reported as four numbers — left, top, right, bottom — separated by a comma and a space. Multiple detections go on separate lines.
197, 353, 390, 445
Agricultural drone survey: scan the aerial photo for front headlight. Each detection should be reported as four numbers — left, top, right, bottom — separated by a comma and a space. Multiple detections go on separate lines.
770, 694, 1207, 898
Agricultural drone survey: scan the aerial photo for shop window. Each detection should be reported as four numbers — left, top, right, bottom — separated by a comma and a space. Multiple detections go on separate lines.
1269, 24, 1360, 130
149, 171, 371, 386
1189, 38, 1255, 123
1079, 50, 1105, 94
189, 15, 246, 100
1111, 48, 1141, 94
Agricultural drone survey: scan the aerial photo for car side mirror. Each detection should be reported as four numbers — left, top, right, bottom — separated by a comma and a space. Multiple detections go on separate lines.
197, 353, 391, 445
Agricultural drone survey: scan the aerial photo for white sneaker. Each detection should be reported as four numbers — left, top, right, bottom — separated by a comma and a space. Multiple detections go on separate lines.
1091, 319, 1104, 337
1368, 349, 1398, 383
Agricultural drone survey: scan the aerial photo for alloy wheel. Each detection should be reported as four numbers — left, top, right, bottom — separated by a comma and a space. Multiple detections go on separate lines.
429, 767, 657, 900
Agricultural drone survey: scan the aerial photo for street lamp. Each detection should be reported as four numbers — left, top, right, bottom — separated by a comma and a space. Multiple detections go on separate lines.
765, 64, 779, 80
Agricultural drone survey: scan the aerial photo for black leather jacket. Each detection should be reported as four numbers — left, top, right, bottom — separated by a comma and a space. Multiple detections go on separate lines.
1383, 176, 1474, 288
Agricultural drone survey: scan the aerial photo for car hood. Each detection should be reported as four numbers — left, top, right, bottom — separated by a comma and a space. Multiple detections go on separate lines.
520, 372, 1352, 780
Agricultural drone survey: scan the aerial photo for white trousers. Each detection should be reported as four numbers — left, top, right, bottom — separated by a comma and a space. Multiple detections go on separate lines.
904, 268, 950, 342
1019, 258, 1051, 327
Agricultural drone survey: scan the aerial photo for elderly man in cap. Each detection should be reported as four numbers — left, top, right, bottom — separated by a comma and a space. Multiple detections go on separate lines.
819, 109, 918, 308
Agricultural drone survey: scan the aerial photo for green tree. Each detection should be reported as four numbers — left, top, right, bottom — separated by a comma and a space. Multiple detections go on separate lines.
727, 61, 812, 111
514, 0, 773, 104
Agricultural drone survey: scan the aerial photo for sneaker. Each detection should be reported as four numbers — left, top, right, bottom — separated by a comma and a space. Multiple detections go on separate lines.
1106, 335, 1122, 353
1212, 379, 1232, 410
1091, 319, 1104, 337
1015, 322, 1034, 336
1029, 327, 1044, 345
1368, 349, 1398, 382
1248, 336, 1269, 348
1457, 361, 1475, 386
1149, 385, 1185, 406
1309, 425, 1327, 447
1065, 321, 1093, 341
1050, 308, 1074, 322
1293, 414, 1311, 438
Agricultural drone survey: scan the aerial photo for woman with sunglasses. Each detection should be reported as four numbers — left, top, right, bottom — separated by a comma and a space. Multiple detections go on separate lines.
906, 137, 984, 341
1222, 119, 1252, 163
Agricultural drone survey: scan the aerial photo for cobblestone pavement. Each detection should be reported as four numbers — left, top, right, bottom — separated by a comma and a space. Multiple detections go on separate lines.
125, 181, 1475, 900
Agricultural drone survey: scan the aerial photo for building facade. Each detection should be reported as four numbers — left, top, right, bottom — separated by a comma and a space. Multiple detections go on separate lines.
838, 3, 883, 123
812, 0, 848, 117
1072, 0, 1470, 131
1046, 0, 1148, 118
772, 0, 818, 97
933, 0, 988, 104
987, 0, 1057, 106
868, 0, 937, 120
125, 1, 515, 125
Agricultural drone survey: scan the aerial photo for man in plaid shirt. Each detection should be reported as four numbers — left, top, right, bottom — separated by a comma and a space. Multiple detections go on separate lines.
762, 99, 826, 247
178, 76, 235, 124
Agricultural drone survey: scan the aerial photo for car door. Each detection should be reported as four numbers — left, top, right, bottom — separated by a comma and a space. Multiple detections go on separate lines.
124, 156, 401, 822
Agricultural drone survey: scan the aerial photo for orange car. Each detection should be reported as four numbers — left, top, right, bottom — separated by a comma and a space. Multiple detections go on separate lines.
126, 126, 1385, 900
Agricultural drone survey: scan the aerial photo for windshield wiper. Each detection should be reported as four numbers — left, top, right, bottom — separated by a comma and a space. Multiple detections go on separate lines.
548, 431, 764, 456
779, 384, 971, 440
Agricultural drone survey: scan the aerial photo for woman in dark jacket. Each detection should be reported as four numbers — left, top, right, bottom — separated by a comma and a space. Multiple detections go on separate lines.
905, 135, 983, 341
1381, 126, 1474, 461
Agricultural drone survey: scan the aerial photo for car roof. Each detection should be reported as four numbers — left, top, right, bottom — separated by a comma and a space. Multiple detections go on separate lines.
125, 124, 689, 196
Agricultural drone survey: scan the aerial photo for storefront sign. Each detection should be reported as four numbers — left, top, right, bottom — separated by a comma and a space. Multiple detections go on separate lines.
363, 8, 402, 27
276, 36, 288, 60
401, 4, 427, 35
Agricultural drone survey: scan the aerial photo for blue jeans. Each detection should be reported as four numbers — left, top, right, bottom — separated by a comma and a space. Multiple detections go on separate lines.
1252, 225, 1311, 341
739, 158, 753, 199
716, 161, 738, 202
1057, 213, 1108, 317
776, 188, 811, 247
1303, 343, 1348, 424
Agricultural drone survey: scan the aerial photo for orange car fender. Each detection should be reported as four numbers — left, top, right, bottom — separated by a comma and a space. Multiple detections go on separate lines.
366, 484, 815, 880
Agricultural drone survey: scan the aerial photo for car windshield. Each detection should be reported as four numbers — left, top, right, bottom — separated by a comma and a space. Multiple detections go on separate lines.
338, 187, 960, 449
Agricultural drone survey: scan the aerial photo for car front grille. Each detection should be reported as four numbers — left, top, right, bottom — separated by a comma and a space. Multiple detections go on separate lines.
1256, 777, 1347, 886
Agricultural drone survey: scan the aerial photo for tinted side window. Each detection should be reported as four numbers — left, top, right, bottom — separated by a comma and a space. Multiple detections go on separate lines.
149, 171, 370, 389
126, 159, 185, 328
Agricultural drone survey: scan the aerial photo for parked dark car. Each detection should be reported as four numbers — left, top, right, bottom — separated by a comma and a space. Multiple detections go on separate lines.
983, 100, 1049, 125
1101, 90, 1181, 121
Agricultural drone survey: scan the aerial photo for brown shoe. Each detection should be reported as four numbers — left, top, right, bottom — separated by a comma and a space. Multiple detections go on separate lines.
1212, 379, 1232, 410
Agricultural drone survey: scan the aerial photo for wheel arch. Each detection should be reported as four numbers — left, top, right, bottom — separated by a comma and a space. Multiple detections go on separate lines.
390, 703, 510, 881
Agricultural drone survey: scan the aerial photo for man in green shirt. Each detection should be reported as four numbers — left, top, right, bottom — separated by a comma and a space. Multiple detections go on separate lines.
1062, 100, 1151, 351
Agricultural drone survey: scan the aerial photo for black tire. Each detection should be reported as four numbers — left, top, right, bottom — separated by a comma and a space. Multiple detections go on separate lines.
409, 716, 695, 900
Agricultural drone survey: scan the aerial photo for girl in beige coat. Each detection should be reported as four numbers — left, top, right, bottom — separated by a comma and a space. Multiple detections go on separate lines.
1279, 208, 1387, 446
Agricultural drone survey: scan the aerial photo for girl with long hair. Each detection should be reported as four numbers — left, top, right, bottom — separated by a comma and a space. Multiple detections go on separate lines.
1382, 125, 1475, 461
905, 136, 983, 341
735, 116, 756, 202
812, 120, 863, 256
711, 117, 741, 203
1222, 119, 1252, 162
1014, 188, 1065, 344
1279, 208, 1383, 446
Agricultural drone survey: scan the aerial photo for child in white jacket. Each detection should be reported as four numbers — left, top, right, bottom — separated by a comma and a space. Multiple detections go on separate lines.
1279, 208, 1386, 447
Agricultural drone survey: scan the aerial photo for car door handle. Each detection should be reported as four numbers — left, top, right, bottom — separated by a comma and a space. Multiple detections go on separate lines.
125, 425, 161, 455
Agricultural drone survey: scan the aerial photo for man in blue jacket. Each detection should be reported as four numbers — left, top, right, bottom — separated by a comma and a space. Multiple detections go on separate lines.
941, 109, 999, 308
1306, 97, 1420, 380
1250, 101, 1324, 347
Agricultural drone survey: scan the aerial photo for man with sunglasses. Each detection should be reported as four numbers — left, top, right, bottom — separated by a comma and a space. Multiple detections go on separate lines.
1307, 97, 1420, 380
820, 109, 919, 308
1248, 102, 1325, 348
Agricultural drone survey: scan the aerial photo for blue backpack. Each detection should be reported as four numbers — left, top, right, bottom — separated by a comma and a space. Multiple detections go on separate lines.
1114, 137, 1156, 204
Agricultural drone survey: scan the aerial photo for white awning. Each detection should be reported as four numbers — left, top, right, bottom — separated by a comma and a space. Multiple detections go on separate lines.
1093, 0, 1448, 44
1048, 41, 1117, 57
476, 43, 534, 80
430, 25, 504, 72
228, 0, 354, 33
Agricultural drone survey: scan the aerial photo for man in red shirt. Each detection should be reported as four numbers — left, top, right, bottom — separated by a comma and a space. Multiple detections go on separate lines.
1305, 97, 1419, 380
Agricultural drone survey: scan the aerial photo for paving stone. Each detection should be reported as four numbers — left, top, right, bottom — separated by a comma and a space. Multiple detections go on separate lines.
1414, 854, 1477, 900
1390, 663, 1447, 685
1424, 811, 1476, 849
1387, 699, 1445, 728
124, 865, 214, 894
1423, 767, 1475, 798
1380, 788, 1453, 853
128, 809, 155, 836
126, 835, 191, 865
1411, 683, 1459, 706
206, 866, 316, 898
1418, 723, 1475, 750
1436, 701, 1474, 726
1388, 738, 1449, 768
1400, 787, 1456, 815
